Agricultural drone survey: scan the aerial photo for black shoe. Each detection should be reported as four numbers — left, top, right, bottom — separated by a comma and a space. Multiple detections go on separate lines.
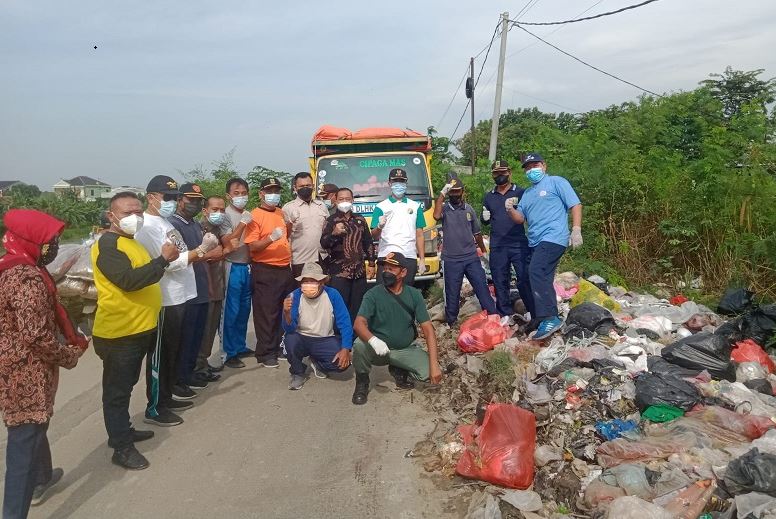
352, 373, 370, 405
130, 428, 155, 443
237, 349, 255, 359
208, 364, 224, 373
389, 366, 415, 390
163, 399, 193, 411
143, 409, 183, 427
172, 384, 198, 400
187, 378, 208, 390
112, 446, 149, 470
195, 371, 221, 382
30, 467, 64, 505
225, 357, 245, 369
258, 357, 279, 368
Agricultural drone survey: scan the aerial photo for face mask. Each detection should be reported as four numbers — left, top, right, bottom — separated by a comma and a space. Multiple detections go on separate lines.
525, 167, 545, 184
337, 201, 352, 213
296, 187, 313, 201
231, 195, 248, 209
381, 270, 398, 287
448, 195, 463, 205
39, 238, 59, 266
207, 212, 224, 226
117, 214, 143, 236
391, 183, 407, 198
264, 193, 281, 207
323, 199, 333, 209
183, 201, 203, 218
153, 196, 177, 218
301, 282, 321, 298
494, 174, 510, 186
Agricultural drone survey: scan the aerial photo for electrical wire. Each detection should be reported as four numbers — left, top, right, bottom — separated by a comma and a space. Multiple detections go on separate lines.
512, 0, 661, 26
512, 23, 663, 97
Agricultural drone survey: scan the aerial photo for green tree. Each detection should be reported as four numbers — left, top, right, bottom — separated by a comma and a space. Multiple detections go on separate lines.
700, 66, 776, 120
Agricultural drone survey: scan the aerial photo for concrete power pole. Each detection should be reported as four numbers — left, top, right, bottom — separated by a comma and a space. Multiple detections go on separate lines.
488, 12, 509, 162
469, 57, 475, 175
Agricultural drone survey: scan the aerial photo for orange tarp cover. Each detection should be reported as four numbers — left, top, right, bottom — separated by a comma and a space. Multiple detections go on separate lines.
312, 126, 425, 144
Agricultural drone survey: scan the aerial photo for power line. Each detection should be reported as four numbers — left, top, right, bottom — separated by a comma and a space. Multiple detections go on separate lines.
512, 0, 660, 26
511, 23, 663, 97
436, 65, 471, 129
515, 0, 542, 20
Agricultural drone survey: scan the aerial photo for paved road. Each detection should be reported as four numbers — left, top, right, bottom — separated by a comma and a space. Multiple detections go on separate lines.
1, 340, 457, 519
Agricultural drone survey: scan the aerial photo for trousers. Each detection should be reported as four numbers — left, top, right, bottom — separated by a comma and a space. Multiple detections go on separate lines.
149, 304, 185, 413
251, 262, 294, 362
443, 257, 497, 324
197, 299, 224, 371
178, 301, 209, 385
3, 422, 51, 519
328, 276, 368, 323
352, 339, 430, 381
489, 245, 533, 317
283, 333, 346, 376
223, 263, 252, 360
529, 241, 567, 320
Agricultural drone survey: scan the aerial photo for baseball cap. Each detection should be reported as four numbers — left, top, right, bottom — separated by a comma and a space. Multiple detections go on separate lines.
179, 182, 204, 198
491, 160, 510, 172
448, 178, 464, 192
378, 251, 409, 269
146, 175, 182, 195
521, 153, 545, 167
260, 177, 283, 190
319, 183, 338, 196
295, 262, 328, 282
388, 168, 408, 182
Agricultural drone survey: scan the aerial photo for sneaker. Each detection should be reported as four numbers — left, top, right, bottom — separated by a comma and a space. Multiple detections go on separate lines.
288, 374, 308, 390
207, 364, 224, 373
224, 357, 245, 369
194, 371, 220, 383
30, 468, 64, 506
163, 400, 193, 411
258, 357, 279, 368
236, 349, 255, 359
309, 360, 328, 379
533, 317, 564, 340
143, 409, 183, 427
130, 428, 154, 443
172, 384, 197, 400
112, 446, 149, 470
278, 351, 288, 362
187, 378, 208, 390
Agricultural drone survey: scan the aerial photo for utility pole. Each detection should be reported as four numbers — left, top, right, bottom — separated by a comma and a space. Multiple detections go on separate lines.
488, 12, 509, 163
467, 57, 475, 175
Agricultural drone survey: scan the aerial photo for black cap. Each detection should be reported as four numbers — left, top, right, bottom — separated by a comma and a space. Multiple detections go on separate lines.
388, 168, 408, 182
319, 183, 338, 195
491, 160, 510, 172
179, 182, 204, 198
449, 178, 464, 192
378, 251, 409, 268
260, 177, 282, 189
146, 175, 182, 195
521, 153, 545, 168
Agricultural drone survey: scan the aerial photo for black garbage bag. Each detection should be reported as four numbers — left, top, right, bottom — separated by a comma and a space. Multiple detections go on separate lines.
661, 332, 736, 381
723, 448, 776, 496
715, 318, 743, 345
647, 356, 702, 379
741, 304, 776, 347
566, 302, 616, 335
634, 371, 702, 411
563, 323, 595, 341
718, 287, 755, 316
744, 378, 775, 396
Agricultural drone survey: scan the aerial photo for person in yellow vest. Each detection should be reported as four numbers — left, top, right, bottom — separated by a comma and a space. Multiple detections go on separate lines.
91, 192, 179, 470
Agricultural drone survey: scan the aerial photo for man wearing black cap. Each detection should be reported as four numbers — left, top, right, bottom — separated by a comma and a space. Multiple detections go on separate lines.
481, 160, 532, 320
243, 177, 294, 368
319, 183, 339, 215
433, 178, 497, 324
369, 168, 426, 286
136, 176, 217, 426
351, 252, 442, 405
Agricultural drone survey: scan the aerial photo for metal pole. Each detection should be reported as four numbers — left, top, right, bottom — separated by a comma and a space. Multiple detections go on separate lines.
470, 57, 476, 175
488, 12, 509, 162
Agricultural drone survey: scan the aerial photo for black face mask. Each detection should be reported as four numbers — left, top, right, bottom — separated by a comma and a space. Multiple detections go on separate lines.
39, 238, 60, 266
296, 187, 313, 201
183, 201, 203, 218
449, 195, 463, 205
494, 174, 510, 186
381, 271, 398, 287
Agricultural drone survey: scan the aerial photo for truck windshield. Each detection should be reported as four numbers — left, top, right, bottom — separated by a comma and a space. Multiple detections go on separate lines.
316, 153, 430, 214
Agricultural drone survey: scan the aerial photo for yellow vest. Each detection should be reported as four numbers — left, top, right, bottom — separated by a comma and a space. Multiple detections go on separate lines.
91, 235, 162, 339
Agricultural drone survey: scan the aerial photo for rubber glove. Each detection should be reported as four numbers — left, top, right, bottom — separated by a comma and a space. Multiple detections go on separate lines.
570, 226, 583, 249
270, 227, 284, 242
482, 207, 491, 222
200, 233, 220, 252
239, 210, 253, 225
440, 183, 454, 197
368, 336, 390, 356
504, 197, 518, 210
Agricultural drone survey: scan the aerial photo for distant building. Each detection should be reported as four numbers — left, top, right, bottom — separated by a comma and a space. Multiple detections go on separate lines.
101, 186, 146, 199
53, 176, 112, 201
0, 180, 23, 197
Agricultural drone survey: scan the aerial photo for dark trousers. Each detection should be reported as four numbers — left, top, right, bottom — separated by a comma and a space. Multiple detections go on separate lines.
251, 262, 294, 362
94, 333, 154, 449
490, 245, 533, 317
377, 257, 418, 286
3, 422, 51, 519
178, 301, 209, 385
443, 257, 498, 324
152, 304, 185, 411
197, 299, 223, 371
284, 332, 346, 376
328, 275, 368, 322
529, 241, 567, 320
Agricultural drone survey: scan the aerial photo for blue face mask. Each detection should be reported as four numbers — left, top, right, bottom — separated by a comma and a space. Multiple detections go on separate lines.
526, 167, 545, 184
207, 212, 224, 225
391, 183, 407, 198
158, 199, 177, 218
264, 193, 281, 207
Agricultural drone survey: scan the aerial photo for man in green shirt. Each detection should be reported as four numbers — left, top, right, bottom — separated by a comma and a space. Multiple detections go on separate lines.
351, 252, 442, 405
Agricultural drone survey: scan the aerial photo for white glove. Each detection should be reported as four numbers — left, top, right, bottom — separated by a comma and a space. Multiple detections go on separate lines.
378, 212, 394, 229
504, 197, 518, 210
200, 232, 219, 252
368, 336, 390, 356
440, 182, 454, 197
482, 208, 491, 222
570, 226, 583, 249
417, 261, 427, 275
270, 227, 284, 242
239, 210, 253, 225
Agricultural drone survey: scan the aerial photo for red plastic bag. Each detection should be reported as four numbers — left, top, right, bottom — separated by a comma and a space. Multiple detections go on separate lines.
732, 339, 776, 373
671, 294, 689, 306
685, 406, 776, 440
456, 403, 536, 489
457, 311, 510, 353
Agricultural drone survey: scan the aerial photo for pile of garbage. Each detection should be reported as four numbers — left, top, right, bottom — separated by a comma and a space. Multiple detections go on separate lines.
47, 238, 98, 334
419, 276, 776, 519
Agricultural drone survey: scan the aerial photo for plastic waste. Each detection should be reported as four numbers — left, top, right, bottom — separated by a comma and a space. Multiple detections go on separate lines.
568, 343, 610, 363
628, 314, 673, 338
671, 294, 689, 306
524, 380, 552, 405
499, 489, 542, 512
735, 491, 776, 519
610, 343, 649, 374
685, 313, 712, 332
535, 337, 570, 373
456, 403, 536, 489
662, 480, 717, 519
745, 378, 775, 396
45, 243, 84, 281
738, 362, 770, 383
710, 381, 776, 419
685, 405, 775, 440
566, 302, 617, 334
603, 463, 653, 499
661, 332, 735, 381
596, 432, 697, 468
723, 448, 776, 496
595, 419, 639, 441
647, 356, 702, 379
534, 444, 563, 467
641, 405, 685, 423
583, 479, 625, 507
741, 305, 776, 347
717, 287, 755, 316
571, 279, 622, 312
733, 339, 776, 373
458, 311, 511, 353
605, 496, 672, 519
652, 467, 692, 497
634, 371, 702, 411
466, 491, 502, 519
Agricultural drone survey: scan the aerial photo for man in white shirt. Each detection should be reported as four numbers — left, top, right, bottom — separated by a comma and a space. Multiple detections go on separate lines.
282, 172, 330, 279
369, 168, 426, 286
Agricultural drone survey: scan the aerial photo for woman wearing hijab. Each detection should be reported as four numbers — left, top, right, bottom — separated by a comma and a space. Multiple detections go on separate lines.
0, 209, 89, 518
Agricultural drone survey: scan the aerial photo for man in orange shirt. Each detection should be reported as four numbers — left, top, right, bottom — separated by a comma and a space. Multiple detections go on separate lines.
243, 177, 294, 368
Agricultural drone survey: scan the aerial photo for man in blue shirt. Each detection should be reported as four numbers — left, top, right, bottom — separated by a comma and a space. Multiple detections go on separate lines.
433, 178, 497, 324
508, 153, 583, 339
481, 160, 532, 318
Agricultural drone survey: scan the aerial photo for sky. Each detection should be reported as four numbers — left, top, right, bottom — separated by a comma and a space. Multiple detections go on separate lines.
1, 0, 775, 191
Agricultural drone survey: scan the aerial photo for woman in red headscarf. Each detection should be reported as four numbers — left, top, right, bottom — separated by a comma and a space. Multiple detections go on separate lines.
0, 209, 89, 518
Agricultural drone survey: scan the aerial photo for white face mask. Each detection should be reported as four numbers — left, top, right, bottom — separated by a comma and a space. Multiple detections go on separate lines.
337, 201, 353, 213
323, 199, 333, 209
231, 195, 248, 209
117, 214, 143, 236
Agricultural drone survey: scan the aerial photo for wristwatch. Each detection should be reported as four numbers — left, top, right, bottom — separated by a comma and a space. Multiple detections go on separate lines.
195, 246, 205, 258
